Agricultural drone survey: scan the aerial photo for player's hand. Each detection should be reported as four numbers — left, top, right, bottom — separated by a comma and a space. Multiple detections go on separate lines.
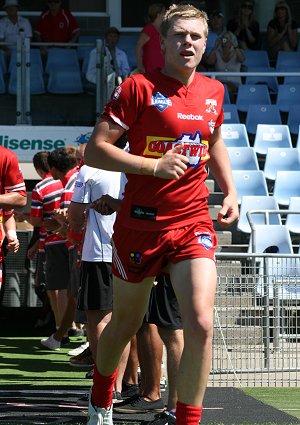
7, 237, 20, 253
90, 195, 115, 215
217, 193, 239, 228
154, 145, 188, 180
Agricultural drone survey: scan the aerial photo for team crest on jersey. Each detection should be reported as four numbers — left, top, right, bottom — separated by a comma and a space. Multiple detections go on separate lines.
113, 85, 122, 100
151, 92, 172, 112
196, 232, 213, 250
205, 99, 217, 115
129, 251, 142, 264
208, 120, 216, 134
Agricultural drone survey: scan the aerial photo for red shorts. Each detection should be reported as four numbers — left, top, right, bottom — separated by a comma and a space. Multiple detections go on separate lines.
112, 221, 217, 283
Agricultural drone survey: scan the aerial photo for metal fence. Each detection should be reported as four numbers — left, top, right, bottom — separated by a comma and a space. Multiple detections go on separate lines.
210, 252, 299, 387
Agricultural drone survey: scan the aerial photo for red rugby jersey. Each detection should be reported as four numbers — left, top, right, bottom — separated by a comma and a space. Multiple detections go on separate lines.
0, 146, 26, 198
102, 70, 224, 231
35, 9, 80, 43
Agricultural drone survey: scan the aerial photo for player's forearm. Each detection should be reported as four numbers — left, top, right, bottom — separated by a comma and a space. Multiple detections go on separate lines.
0, 193, 27, 209
85, 136, 156, 176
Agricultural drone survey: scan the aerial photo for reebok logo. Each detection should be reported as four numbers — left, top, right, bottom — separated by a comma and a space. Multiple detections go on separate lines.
177, 112, 203, 121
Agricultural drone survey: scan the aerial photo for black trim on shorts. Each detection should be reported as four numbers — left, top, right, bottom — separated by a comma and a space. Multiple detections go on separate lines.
77, 261, 113, 311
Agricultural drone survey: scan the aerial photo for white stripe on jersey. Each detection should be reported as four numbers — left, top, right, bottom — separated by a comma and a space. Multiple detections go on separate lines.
5, 182, 26, 191
112, 241, 128, 280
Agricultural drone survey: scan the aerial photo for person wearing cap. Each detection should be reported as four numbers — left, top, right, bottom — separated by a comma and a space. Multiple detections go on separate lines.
0, 0, 32, 53
227, 1, 261, 50
34, 0, 80, 55
204, 10, 226, 57
86, 26, 130, 86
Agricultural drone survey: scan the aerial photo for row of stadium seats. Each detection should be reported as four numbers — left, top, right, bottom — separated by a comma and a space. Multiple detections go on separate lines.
224, 83, 300, 113
223, 104, 300, 135
238, 195, 300, 235
221, 123, 299, 152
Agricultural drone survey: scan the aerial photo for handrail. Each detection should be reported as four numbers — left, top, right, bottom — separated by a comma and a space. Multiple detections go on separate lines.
246, 209, 300, 253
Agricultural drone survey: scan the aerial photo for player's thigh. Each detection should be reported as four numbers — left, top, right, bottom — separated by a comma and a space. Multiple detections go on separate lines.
112, 275, 155, 328
169, 258, 216, 324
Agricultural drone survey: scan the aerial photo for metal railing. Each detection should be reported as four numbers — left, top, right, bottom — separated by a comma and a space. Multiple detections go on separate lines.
211, 251, 299, 387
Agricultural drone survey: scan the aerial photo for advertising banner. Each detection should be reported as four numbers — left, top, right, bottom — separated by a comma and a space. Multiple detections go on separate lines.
0, 126, 93, 162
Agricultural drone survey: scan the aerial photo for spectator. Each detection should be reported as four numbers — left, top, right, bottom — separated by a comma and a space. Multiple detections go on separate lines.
86, 26, 130, 85
40, 146, 80, 351
135, 2, 166, 73
205, 30, 245, 102
227, 1, 261, 50
205, 10, 226, 55
267, 0, 298, 62
201, 9, 226, 69
34, 0, 80, 56
0, 0, 32, 54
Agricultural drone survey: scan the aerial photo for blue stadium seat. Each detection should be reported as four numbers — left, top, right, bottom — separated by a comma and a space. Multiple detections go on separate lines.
246, 104, 282, 135
285, 197, 300, 234
236, 84, 271, 112
276, 51, 300, 71
276, 84, 300, 113
273, 170, 300, 206
8, 62, 45, 95
0, 50, 7, 74
287, 104, 300, 135
263, 148, 300, 181
221, 123, 249, 147
0, 68, 6, 93
227, 147, 259, 171
46, 48, 83, 94
223, 104, 240, 123
232, 170, 268, 204
243, 50, 270, 68
223, 83, 231, 104
117, 33, 140, 70
245, 66, 278, 93
253, 124, 292, 156
238, 195, 280, 234
248, 224, 293, 254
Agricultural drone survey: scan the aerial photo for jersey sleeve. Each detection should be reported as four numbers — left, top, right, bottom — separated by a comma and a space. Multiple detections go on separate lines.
30, 187, 44, 219
101, 76, 141, 130
67, 11, 80, 35
72, 169, 92, 204
3, 152, 26, 197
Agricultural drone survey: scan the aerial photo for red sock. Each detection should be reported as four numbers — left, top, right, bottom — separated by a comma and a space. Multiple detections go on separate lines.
176, 401, 203, 425
91, 365, 118, 409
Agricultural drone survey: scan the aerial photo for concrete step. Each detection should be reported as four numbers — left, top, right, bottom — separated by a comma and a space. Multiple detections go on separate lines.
213, 325, 263, 345
206, 179, 215, 193
216, 230, 232, 246
209, 192, 224, 205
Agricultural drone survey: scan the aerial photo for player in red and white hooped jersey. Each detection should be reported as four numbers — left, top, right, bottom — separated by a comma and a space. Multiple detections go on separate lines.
85, 4, 239, 425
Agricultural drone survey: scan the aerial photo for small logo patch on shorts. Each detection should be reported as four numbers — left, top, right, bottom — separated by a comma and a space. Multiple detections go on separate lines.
129, 251, 142, 264
198, 233, 213, 250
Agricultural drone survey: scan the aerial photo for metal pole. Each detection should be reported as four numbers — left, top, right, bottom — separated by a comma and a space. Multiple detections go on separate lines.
24, 37, 31, 125
16, 36, 23, 124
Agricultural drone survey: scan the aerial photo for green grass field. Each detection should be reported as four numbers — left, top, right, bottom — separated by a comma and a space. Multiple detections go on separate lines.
1, 332, 300, 424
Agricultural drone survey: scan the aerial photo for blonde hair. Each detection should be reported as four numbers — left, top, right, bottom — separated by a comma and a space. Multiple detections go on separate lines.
160, 3, 208, 38
274, 0, 292, 22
